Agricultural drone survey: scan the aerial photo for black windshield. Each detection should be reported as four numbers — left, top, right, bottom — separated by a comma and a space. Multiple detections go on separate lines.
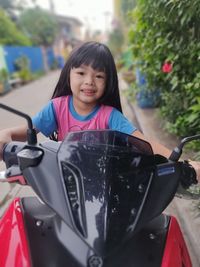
57, 130, 155, 256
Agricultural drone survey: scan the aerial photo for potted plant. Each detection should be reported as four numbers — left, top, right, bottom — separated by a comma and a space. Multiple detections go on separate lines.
135, 68, 161, 108
0, 69, 11, 95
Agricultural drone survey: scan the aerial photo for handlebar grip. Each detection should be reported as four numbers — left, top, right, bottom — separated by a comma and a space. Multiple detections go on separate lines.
3, 142, 26, 168
169, 147, 182, 161
180, 161, 198, 189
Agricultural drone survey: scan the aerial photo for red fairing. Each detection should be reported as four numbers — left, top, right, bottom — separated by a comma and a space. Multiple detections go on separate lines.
0, 198, 31, 267
161, 216, 192, 267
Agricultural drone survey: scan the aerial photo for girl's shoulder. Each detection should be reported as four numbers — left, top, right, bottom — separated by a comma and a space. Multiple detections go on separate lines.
100, 104, 114, 111
99, 104, 114, 116
52, 96, 70, 115
52, 95, 69, 104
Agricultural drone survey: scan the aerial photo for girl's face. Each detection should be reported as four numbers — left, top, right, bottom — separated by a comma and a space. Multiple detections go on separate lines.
70, 64, 106, 108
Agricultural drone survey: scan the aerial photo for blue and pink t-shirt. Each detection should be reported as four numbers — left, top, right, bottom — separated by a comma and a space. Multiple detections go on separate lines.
32, 96, 137, 141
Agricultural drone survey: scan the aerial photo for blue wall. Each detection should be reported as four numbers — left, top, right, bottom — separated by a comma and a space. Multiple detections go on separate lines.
3, 46, 44, 73
46, 47, 56, 69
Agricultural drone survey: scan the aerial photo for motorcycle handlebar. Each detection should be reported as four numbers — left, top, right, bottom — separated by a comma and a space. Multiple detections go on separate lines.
3, 142, 27, 168
1, 141, 198, 189
180, 160, 198, 189
1, 142, 27, 184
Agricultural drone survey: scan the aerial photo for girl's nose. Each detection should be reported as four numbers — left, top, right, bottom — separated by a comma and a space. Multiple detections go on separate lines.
84, 75, 94, 85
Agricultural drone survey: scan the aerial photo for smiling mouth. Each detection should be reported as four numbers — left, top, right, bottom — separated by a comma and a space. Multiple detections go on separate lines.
81, 89, 96, 95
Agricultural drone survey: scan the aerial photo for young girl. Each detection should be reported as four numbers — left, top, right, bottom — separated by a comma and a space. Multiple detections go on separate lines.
0, 41, 200, 181
32, 41, 136, 141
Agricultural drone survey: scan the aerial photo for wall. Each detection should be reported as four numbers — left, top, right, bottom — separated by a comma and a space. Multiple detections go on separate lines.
3, 46, 44, 73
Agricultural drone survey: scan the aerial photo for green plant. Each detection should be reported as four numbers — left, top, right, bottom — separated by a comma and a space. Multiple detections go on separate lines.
18, 7, 58, 47
14, 55, 32, 83
0, 68, 11, 94
108, 21, 124, 57
31, 70, 45, 80
0, 68, 8, 82
0, 8, 31, 45
128, 0, 200, 138
14, 55, 29, 70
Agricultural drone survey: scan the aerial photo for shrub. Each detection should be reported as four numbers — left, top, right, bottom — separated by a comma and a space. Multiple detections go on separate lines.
128, 0, 200, 139
0, 9, 31, 46
14, 55, 33, 83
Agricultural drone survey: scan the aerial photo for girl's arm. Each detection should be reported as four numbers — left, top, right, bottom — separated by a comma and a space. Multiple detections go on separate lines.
0, 125, 28, 160
132, 130, 200, 182
0, 101, 55, 161
132, 130, 171, 157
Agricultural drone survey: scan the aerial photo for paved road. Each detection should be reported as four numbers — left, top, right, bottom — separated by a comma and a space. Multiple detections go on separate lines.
0, 70, 59, 129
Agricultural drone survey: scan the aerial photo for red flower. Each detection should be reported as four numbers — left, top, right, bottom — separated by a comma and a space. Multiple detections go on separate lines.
162, 62, 173, 73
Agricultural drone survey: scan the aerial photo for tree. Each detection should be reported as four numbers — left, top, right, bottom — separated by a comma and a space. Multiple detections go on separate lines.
0, 0, 27, 19
18, 7, 58, 47
0, 0, 26, 10
121, 0, 136, 23
0, 8, 31, 45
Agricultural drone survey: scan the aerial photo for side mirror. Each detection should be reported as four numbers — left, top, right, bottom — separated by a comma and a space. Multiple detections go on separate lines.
0, 103, 37, 145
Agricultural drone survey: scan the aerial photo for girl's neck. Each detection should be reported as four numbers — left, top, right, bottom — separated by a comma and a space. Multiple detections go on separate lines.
72, 97, 98, 116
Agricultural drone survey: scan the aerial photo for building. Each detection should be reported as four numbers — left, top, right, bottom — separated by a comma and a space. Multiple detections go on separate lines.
53, 14, 83, 60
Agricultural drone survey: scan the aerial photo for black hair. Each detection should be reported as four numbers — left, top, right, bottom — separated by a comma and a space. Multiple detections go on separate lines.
51, 41, 122, 112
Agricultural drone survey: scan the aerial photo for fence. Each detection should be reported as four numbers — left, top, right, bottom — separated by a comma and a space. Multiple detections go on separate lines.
0, 46, 56, 74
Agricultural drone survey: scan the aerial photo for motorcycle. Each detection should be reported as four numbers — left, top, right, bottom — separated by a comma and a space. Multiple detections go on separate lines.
0, 103, 199, 267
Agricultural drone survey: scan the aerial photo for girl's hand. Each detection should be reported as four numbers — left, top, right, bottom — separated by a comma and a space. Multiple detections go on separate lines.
0, 130, 12, 161
0, 143, 6, 161
0, 125, 28, 160
188, 160, 200, 183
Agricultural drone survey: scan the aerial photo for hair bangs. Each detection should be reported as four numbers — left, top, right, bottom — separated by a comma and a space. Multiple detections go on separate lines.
71, 45, 107, 72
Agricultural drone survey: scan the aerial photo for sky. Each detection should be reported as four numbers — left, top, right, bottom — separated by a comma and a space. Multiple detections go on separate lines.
36, 0, 114, 33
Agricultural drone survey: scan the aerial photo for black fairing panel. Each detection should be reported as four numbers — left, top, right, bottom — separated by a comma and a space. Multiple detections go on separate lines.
22, 144, 75, 230
132, 161, 181, 234
21, 197, 170, 267
57, 131, 159, 256
21, 197, 80, 267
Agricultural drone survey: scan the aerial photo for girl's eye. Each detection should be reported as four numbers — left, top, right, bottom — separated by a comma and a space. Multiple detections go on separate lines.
77, 71, 84, 75
96, 74, 105, 79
